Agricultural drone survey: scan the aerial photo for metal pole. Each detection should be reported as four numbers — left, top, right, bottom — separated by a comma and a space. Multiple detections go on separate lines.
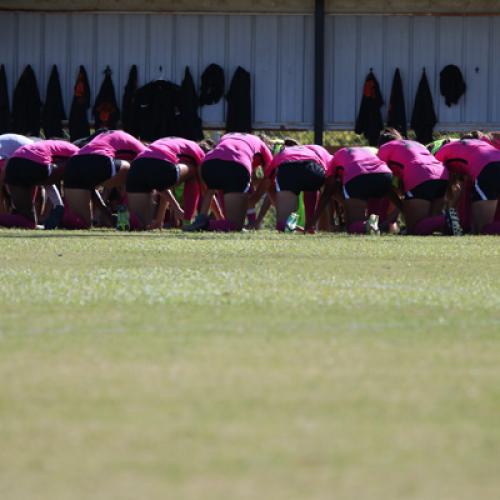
314, 0, 325, 145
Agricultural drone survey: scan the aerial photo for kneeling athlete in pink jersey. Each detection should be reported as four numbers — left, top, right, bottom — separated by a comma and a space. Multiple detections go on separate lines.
312, 146, 399, 234
435, 137, 500, 234
187, 133, 273, 231
0, 139, 78, 229
63, 130, 145, 228
378, 129, 452, 235
126, 137, 206, 230
262, 142, 333, 232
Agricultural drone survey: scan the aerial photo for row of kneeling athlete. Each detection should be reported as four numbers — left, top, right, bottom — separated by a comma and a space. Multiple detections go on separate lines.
0, 128, 499, 235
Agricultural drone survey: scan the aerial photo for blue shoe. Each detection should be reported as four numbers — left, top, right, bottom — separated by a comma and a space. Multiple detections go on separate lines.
285, 212, 299, 233
182, 214, 209, 232
44, 205, 65, 230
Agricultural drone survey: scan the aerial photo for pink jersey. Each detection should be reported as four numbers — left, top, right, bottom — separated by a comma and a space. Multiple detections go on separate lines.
11, 140, 78, 165
138, 137, 205, 166
435, 139, 500, 179
265, 144, 333, 178
78, 130, 146, 160
378, 140, 448, 192
204, 133, 273, 175
330, 147, 391, 184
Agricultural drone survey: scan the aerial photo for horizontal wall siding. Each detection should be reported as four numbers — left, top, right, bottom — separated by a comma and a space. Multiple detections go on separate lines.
1, 12, 500, 131
0, 12, 314, 129
326, 15, 500, 131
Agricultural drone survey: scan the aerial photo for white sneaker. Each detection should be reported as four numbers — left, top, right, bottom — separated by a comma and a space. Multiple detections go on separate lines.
365, 214, 380, 235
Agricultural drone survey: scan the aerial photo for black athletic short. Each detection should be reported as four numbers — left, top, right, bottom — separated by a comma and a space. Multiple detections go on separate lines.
4, 158, 51, 187
126, 158, 178, 193
472, 162, 500, 201
63, 154, 123, 190
201, 159, 251, 194
343, 173, 393, 201
276, 161, 326, 196
404, 179, 448, 201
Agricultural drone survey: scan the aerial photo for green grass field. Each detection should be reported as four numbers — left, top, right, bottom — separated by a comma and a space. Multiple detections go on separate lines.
1, 230, 499, 500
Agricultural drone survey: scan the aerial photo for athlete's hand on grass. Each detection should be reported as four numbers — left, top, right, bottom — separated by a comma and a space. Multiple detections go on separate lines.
172, 205, 185, 221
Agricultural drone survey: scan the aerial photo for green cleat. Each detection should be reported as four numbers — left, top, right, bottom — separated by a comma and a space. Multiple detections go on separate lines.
116, 205, 130, 231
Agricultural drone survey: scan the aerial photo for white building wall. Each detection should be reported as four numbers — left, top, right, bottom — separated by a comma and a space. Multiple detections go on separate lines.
0, 12, 499, 131
326, 15, 500, 131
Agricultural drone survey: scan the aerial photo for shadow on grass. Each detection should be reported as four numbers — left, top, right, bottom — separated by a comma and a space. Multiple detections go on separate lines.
0, 229, 405, 241
0, 230, 265, 241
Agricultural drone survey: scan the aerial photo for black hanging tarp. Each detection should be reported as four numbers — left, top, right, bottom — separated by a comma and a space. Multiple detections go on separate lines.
42, 65, 66, 138
12, 65, 41, 136
226, 66, 251, 133
387, 68, 407, 137
69, 65, 91, 142
179, 67, 203, 141
122, 65, 138, 133
355, 70, 384, 146
131, 80, 182, 141
440, 64, 466, 107
411, 69, 437, 145
0, 64, 10, 134
93, 67, 120, 130
199, 63, 225, 106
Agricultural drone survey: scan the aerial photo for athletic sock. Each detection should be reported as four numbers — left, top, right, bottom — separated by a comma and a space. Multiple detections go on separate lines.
246, 208, 256, 225
304, 191, 319, 227
183, 177, 200, 221
45, 184, 64, 207
0, 213, 36, 229
412, 215, 445, 235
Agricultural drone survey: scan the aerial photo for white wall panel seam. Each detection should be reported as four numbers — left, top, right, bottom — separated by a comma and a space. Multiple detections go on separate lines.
65, 14, 72, 112
39, 13, 45, 93
408, 16, 414, 121
460, 16, 465, 123
13, 12, 19, 100
487, 17, 493, 123
91, 14, 97, 103
354, 15, 360, 118
250, 15, 256, 125
381, 15, 386, 118
276, 15, 282, 122
197, 14, 203, 99
224, 15, 230, 124
326, 16, 334, 123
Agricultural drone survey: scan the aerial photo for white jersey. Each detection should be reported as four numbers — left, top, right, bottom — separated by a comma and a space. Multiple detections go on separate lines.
0, 134, 35, 160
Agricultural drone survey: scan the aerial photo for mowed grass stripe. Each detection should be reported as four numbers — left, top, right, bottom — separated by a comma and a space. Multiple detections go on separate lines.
0, 230, 499, 500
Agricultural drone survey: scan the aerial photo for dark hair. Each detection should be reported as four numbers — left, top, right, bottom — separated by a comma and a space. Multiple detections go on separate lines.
283, 138, 300, 147
198, 139, 215, 153
72, 128, 109, 147
378, 128, 403, 147
460, 130, 492, 141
